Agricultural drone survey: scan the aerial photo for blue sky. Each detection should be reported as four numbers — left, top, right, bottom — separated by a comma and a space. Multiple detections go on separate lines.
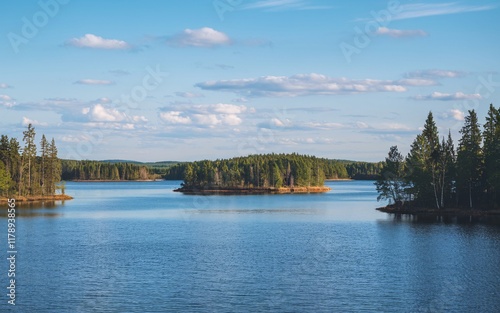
1, 0, 499, 162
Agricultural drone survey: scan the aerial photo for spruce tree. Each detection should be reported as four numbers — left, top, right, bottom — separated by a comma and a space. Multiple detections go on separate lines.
483, 104, 500, 208
456, 110, 483, 209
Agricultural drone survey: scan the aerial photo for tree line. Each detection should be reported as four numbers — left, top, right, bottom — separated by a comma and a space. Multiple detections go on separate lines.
167, 153, 364, 189
0, 124, 61, 197
61, 160, 152, 181
376, 104, 500, 210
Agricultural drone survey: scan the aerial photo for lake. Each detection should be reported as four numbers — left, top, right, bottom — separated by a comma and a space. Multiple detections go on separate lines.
2, 180, 500, 312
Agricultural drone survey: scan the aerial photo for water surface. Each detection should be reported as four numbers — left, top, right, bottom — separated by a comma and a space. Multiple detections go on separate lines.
2, 181, 500, 312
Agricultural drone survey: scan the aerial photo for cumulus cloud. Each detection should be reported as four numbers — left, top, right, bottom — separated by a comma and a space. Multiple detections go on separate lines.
446, 109, 465, 121
67, 34, 131, 50
406, 69, 466, 78
0, 83, 11, 89
413, 91, 482, 101
167, 27, 231, 47
211, 103, 247, 114
22, 117, 48, 126
195, 73, 426, 97
159, 103, 247, 127
81, 104, 148, 125
159, 111, 192, 124
74, 79, 115, 86
374, 27, 428, 38
89, 104, 127, 122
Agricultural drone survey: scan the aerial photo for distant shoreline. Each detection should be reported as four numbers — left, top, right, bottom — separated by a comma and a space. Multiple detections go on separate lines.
174, 186, 331, 195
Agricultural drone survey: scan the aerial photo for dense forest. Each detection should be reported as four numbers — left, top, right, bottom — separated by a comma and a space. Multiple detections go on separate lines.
167, 153, 357, 189
166, 157, 381, 183
376, 104, 500, 210
0, 124, 61, 197
61, 160, 154, 181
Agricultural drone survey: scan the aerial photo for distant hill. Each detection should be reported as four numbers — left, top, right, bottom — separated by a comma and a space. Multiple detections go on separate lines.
100, 160, 180, 166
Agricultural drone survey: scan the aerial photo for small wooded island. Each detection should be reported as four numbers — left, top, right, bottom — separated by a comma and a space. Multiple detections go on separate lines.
172, 153, 334, 195
375, 105, 500, 218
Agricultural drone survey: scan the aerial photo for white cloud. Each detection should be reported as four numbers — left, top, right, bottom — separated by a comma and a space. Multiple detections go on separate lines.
450, 109, 465, 121
212, 103, 247, 114
168, 27, 231, 47
407, 69, 465, 78
271, 118, 285, 127
159, 111, 192, 124
22, 117, 48, 127
303, 122, 345, 130
0, 95, 15, 108
374, 27, 428, 38
196, 73, 416, 97
397, 78, 437, 86
221, 114, 242, 126
159, 103, 247, 127
242, 0, 332, 11
413, 91, 482, 101
89, 104, 126, 122
175, 91, 204, 98
193, 114, 221, 126
75, 79, 114, 86
356, 121, 369, 129
61, 135, 83, 143
0, 83, 11, 89
67, 34, 131, 50
394, 3, 496, 20
131, 116, 148, 123
82, 104, 148, 125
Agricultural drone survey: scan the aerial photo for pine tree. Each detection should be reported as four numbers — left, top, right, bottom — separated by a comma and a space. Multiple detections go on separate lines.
48, 138, 61, 194
456, 110, 483, 209
406, 112, 441, 208
483, 104, 500, 208
22, 124, 37, 196
40, 135, 49, 195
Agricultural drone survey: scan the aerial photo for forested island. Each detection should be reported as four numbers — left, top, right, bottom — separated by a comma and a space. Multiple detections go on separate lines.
171, 153, 346, 194
0, 124, 71, 202
376, 104, 500, 217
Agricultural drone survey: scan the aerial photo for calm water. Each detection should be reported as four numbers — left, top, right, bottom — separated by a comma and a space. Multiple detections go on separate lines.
2, 180, 500, 312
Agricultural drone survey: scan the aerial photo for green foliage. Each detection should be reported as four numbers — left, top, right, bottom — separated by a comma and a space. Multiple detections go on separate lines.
61, 160, 152, 181
375, 146, 407, 205
456, 110, 483, 209
378, 106, 500, 210
0, 125, 61, 197
0, 160, 11, 195
406, 112, 442, 208
483, 104, 500, 208
169, 153, 351, 189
